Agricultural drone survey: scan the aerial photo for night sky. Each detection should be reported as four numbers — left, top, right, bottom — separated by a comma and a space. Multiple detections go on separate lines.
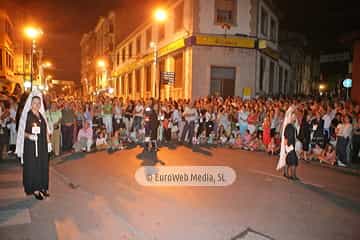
2, 0, 359, 83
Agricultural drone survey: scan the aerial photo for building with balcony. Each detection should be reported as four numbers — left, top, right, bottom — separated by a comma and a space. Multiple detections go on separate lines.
80, 31, 97, 96
108, 0, 292, 100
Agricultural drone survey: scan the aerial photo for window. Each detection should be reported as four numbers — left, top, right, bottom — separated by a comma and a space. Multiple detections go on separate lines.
284, 70, 288, 94
215, 0, 236, 25
174, 53, 183, 88
116, 51, 120, 66
5, 20, 12, 40
269, 61, 275, 94
0, 48, 2, 70
135, 69, 141, 93
121, 76, 126, 95
270, 18, 277, 41
259, 57, 265, 91
136, 36, 141, 55
279, 66, 283, 93
145, 64, 152, 92
122, 48, 126, 62
174, 1, 184, 31
128, 73, 133, 94
158, 24, 165, 41
146, 27, 152, 49
260, 7, 268, 36
128, 42, 133, 58
210, 67, 236, 97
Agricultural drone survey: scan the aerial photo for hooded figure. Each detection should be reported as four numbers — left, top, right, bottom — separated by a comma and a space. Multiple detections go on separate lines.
277, 105, 296, 171
15, 90, 51, 200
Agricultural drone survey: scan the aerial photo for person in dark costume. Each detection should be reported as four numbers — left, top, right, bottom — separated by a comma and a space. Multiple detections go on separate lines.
15, 91, 50, 200
143, 100, 158, 152
284, 112, 299, 180
298, 111, 312, 161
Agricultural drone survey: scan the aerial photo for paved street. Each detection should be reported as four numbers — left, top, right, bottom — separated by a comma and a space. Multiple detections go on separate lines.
1, 144, 360, 240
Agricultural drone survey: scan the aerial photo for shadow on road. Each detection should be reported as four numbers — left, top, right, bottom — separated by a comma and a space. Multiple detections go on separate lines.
136, 149, 165, 166
182, 144, 213, 156
296, 181, 360, 214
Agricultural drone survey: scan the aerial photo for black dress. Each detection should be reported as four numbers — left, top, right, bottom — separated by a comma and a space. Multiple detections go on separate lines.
284, 123, 298, 166
299, 120, 311, 151
23, 111, 49, 195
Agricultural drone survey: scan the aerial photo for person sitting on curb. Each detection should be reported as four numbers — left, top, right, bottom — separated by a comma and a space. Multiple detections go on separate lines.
73, 121, 93, 152
318, 144, 336, 166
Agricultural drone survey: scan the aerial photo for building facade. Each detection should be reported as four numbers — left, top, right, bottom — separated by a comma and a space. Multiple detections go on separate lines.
0, 9, 18, 92
109, 0, 292, 100
80, 31, 97, 96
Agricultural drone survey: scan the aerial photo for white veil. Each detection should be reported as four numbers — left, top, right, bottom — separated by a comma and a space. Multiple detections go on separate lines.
15, 90, 49, 164
276, 105, 296, 170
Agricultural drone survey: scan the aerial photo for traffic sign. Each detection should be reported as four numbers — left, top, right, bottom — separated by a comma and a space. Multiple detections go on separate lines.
160, 72, 175, 85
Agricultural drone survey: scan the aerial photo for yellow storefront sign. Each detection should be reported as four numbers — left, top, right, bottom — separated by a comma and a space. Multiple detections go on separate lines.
113, 38, 186, 77
196, 35, 255, 49
158, 38, 185, 57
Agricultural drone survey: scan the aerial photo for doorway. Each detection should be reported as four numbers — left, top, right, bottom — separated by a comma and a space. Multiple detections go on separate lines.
210, 66, 235, 97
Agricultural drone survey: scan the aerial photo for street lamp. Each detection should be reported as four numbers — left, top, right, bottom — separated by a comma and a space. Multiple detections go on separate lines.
154, 8, 168, 22
24, 26, 43, 91
96, 59, 107, 90
152, 8, 168, 100
39, 61, 52, 88
42, 61, 52, 68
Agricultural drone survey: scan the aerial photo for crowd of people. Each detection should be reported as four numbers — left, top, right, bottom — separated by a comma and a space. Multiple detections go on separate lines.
1, 90, 360, 168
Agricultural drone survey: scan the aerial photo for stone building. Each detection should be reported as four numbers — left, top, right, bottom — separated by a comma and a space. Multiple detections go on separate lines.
110, 0, 292, 100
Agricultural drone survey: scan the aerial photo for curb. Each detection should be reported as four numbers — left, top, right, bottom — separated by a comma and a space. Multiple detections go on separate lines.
300, 159, 360, 177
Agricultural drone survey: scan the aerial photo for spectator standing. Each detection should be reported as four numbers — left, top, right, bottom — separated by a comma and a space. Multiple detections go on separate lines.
46, 102, 62, 156
102, 97, 113, 135
181, 103, 197, 144
336, 114, 353, 166
61, 102, 76, 152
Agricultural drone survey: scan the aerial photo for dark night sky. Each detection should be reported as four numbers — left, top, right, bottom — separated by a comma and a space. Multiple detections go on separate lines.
2, 0, 360, 83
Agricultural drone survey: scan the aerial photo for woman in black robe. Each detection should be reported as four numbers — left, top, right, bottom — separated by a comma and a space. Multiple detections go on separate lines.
23, 96, 50, 200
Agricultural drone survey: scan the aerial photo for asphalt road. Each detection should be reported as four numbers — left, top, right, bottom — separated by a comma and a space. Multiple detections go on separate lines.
1, 144, 360, 240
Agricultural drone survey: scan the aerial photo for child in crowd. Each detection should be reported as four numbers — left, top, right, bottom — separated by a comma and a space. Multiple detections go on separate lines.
318, 144, 336, 165
96, 129, 108, 150
249, 135, 263, 151
232, 134, 243, 149
267, 136, 280, 155
310, 144, 323, 161
110, 130, 125, 150
199, 129, 208, 145
242, 129, 252, 150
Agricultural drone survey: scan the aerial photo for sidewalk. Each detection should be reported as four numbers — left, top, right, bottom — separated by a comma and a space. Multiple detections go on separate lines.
300, 158, 360, 176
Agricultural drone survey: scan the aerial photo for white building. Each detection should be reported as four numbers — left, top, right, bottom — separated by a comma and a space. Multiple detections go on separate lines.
111, 0, 292, 100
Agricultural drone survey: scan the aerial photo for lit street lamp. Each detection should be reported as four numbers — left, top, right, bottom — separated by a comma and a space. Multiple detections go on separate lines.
152, 8, 168, 99
24, 26, 43, 90
154, 8, 168, 23
96, 59, 107, 90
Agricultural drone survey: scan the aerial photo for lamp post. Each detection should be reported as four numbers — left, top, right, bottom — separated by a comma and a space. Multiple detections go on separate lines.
150, 41, 159, 99
96, 59, 107, 91
40, 61, 52, 90
152, 8, 168, 100
24, 26, 43, 91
